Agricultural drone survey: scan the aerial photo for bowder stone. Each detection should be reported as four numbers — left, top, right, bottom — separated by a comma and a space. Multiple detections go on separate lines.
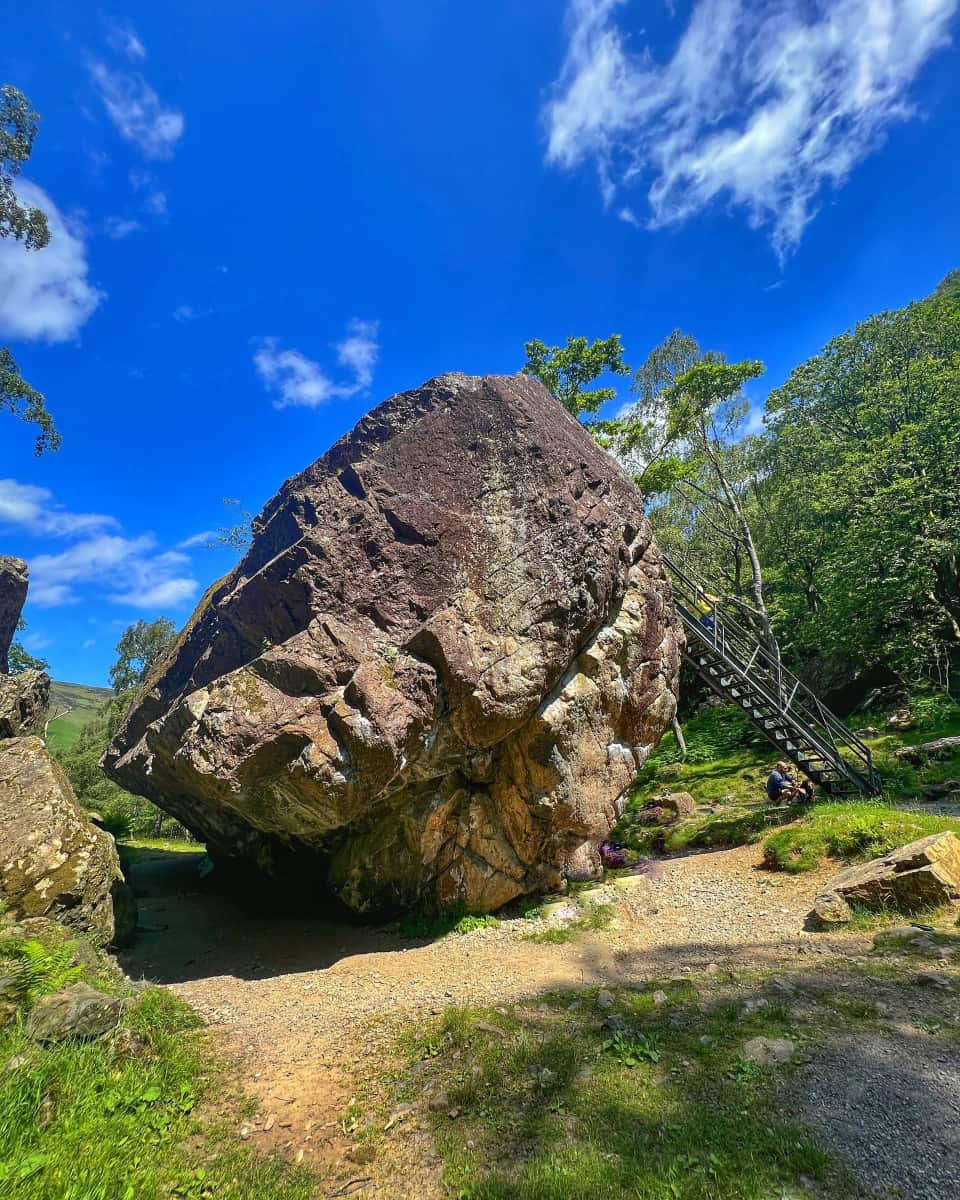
105, 373, 682, 915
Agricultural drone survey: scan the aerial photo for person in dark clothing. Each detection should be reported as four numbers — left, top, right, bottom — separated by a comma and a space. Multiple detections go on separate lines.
766, 760, 802, 803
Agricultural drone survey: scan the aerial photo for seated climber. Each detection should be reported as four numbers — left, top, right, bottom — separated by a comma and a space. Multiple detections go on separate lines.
766, 760, 803, 804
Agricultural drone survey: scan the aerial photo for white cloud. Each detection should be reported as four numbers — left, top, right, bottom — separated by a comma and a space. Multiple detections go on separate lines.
30, 535, 197, 609
617, 206, 640, 227
106, 20, 146, 61
89, 60, 184, 159
0, 479, 118, 538
177, 530, 215, 549
23, 631, 53, 651
104, 216, 143, 239
545, 0, 958, 255
143, 190, 167, 215
253, 319, 381, 410
0, 181, 104, 341
82, 638, 96, 649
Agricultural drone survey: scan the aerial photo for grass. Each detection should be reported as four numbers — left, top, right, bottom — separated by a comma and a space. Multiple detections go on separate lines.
45, 681, 111, 753
391, 906, 501, 940
762, 801, 960, 873
396, 983, 854, 1200
0, 929, 318, 1200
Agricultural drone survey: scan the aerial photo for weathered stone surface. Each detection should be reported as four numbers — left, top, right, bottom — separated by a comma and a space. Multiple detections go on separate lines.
0, 668, 50, 738
662, 791, 696, 817
743, 1036, 795, 1066
105, 372, 682, 915
0, 737, 135, 945
822, 832, 960, 914
812, 891, 853, 926
24, 982, 121, 1042
894, 736, 960, 765
0, 556, 28, 675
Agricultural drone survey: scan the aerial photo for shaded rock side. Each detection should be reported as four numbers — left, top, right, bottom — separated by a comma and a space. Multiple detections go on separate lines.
104, 372, 682, 914
0, 556, 29, 675
0, 668, 50, 739
0, 737, 134, 946
821, 832, 960, 914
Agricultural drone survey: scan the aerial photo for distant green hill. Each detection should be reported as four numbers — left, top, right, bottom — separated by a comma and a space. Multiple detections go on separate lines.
47, 681, 112, 753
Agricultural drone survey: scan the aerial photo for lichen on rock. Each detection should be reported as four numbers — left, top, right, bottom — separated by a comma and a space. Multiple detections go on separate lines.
104, 372, 682, 915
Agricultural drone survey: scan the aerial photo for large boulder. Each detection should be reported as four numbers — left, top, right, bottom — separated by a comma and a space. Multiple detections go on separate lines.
0, 737, 136, 946
105, 372, 682, 915
818, 832, 960, 915
0, 556, 29, 675
0, 668, 50, 738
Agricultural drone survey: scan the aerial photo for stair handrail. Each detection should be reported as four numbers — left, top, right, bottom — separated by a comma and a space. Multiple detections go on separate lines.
663, 554, 881, 795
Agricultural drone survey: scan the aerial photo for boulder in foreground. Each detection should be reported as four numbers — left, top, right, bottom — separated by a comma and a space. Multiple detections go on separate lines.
0, 737, 136, 946
816, 831, 960, 918
105, 372, 682, 915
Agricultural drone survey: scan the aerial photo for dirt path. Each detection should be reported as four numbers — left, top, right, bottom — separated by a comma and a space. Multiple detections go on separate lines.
121, 845, 871, 1177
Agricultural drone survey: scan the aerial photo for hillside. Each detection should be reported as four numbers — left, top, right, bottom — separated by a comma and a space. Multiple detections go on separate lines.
46, 680, 112, 753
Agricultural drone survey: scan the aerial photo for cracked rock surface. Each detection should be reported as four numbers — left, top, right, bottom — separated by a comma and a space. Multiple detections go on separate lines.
105, 373, 681, 914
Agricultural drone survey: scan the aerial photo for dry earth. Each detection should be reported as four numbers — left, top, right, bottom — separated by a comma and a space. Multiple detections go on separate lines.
120, 844, 960, 1198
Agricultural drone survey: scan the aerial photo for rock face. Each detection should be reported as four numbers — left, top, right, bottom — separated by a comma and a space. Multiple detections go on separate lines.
0, 737, 135, 946
0, 556, 29, 676
105, 373, 682, 915
0, 668, 50, 738
819, 832, 960, 916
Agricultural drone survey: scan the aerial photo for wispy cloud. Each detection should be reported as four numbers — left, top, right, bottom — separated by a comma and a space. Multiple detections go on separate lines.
0, 479, 118, 538
172, 303, 212, 323
106, 19, 146, 61
545, 0, 958, 255
89, 59, 184, 159
30, 535, 196, 609
177, 530, 216, 549
253, 319, 380, 410
2, 478, 197, 610
0, 181, 104, 341
103, 216, 143, 239
82, 638, 96, 649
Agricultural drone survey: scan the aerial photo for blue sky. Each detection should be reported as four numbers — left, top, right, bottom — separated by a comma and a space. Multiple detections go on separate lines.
2, 0, 958, 687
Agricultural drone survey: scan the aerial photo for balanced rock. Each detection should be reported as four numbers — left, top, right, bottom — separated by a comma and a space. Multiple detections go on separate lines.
0, 556, 29, 675
821, 832, 960, 914
105, 372, 682, 915
0, 737, 136, 946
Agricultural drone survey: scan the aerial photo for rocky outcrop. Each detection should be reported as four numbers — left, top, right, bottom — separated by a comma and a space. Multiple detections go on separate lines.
0, 668, 50, 738
0, 737, 136, 946
24, 982, 122, 1042
0, 556, 28, 675
105, 372, 682, 915
816, 832, 960, 917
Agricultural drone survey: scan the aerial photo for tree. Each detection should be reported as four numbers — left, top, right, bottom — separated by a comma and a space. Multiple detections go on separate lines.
7, 617, 48, 673
762, 273, 960, 686
0, 84, 59, 454
109, 618, 176, 695
522, 335, 630, 417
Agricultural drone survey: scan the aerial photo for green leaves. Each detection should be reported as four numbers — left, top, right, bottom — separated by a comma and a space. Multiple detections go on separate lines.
521, 334, 630, 416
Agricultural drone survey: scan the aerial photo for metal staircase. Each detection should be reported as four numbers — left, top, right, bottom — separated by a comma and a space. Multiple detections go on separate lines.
664, 556, 882, 798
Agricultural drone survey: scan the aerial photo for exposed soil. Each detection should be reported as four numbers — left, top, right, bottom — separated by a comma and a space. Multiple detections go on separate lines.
120, 843, 959, 1198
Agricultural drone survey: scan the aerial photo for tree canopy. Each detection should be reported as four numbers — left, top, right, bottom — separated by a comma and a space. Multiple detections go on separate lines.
109, 618, 177, 695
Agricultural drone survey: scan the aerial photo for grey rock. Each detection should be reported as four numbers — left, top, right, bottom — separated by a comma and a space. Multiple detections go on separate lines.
812, 891, 853, 926
0, 669, 49, 739
596, 989, 616, 1010
0, 557, 28, 675
822, 833, 960, 913
0, 737, 134, 946
743, 1036, 796, 1066
915, 971, 954, 992
25, 982, 122, 1042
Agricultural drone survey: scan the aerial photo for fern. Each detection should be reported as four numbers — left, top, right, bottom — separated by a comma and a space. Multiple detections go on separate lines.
0, 938, 83, 1004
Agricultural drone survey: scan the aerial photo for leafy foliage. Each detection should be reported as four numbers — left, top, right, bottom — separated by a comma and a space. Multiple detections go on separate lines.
0, 84, 58, 453
0, 939, 83, 1005
522, 334, 630, 416
109, 617, 176, 694
8, 618, 48, 673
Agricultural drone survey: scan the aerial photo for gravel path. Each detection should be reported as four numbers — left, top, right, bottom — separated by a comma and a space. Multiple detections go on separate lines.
120, 843, 957, 1196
